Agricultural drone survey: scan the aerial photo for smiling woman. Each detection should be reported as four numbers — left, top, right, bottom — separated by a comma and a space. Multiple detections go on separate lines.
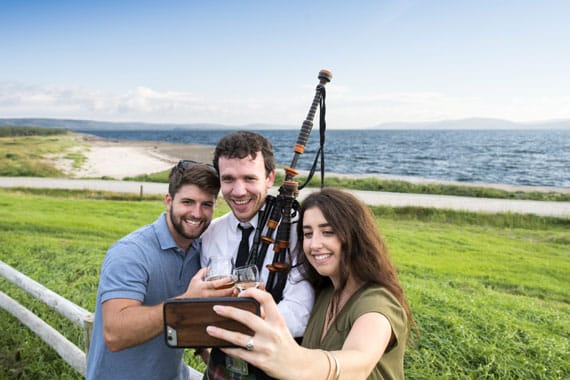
205, 187, 416, 380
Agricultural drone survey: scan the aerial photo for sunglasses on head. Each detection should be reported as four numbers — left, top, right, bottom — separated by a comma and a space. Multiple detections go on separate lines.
176, 160, 217, 175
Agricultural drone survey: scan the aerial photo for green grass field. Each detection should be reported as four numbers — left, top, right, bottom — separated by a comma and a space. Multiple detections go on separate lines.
1, 188, 568, 379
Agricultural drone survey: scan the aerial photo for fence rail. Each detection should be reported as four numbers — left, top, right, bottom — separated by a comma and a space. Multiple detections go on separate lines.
0, 291, 88, 374
0, 260, 93, 376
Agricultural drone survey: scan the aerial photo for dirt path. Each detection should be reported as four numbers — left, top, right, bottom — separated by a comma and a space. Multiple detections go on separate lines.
1, 177, 568, 218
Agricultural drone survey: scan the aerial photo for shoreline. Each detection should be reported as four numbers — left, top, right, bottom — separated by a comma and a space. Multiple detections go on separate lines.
60, 133, 215, 179
62, 133, 569, 194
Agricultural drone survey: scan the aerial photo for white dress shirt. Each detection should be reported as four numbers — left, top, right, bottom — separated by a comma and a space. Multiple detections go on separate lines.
201, 210, 315, 338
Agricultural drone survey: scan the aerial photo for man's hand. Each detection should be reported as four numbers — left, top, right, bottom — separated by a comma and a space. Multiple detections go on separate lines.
177, 268, 236, 299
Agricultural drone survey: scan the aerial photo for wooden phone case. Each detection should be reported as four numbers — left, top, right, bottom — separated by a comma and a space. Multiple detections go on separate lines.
163, 297, 260, 348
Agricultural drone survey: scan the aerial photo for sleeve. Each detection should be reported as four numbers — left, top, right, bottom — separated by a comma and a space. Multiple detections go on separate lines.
277, 265, 315, 338
351, 287, 407, 352
98, 240, 150, 304
275, 221, 315, 338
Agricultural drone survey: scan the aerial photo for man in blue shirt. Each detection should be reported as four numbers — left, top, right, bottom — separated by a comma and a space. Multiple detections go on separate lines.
87, 161, 234, 380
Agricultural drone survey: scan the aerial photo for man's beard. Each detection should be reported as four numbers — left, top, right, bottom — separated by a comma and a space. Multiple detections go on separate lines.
169, 211, 209, 240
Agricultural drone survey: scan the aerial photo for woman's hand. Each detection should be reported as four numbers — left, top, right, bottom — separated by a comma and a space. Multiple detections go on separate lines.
206, 287, 303, 379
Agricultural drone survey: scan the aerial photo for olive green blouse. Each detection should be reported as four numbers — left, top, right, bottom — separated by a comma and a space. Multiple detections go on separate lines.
301, 285, 408, 380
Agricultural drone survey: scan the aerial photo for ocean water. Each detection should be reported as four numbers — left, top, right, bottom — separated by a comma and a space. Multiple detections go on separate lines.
82, 129, 570, 188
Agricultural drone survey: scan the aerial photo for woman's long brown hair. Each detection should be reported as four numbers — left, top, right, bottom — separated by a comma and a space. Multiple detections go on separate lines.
296, 187, 414, 333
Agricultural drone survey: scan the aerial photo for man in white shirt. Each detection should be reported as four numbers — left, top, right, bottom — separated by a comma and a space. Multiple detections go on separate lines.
201, 131, 314, 380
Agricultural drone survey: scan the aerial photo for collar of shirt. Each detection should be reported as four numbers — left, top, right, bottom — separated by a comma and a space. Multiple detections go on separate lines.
230, 210, 259, 234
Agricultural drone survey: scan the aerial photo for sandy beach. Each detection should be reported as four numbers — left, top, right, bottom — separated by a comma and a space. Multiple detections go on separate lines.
61, 134, 215, 179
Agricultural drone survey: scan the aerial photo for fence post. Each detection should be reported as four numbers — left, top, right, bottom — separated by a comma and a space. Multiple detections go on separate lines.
83, 313, 94, 355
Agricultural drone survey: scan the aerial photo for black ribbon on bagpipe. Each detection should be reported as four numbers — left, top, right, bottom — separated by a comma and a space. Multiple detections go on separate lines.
246, 69, 332, 302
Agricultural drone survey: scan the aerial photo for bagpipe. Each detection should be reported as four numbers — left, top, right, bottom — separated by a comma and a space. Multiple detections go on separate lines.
246, 69, 332, 302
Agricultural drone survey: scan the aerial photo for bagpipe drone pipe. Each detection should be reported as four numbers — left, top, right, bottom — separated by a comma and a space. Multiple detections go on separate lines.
246, 69, 332, 302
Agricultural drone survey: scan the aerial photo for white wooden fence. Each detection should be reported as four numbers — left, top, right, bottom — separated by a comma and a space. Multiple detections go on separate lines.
0, 260, 93, 375
0, 260, 203, 379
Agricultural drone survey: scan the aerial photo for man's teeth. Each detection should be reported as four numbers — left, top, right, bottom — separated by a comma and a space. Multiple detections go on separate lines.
234, 199, 249, 205
185, 219, 200, 226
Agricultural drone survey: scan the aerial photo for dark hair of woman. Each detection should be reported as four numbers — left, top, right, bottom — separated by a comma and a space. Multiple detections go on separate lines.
296, 187, 414, 333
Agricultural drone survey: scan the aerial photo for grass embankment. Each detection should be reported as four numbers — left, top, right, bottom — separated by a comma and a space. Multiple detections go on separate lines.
2, 128, 570, 201
0, 127, 87, 177
128, 170, 570, 202
0, 188, 568, 379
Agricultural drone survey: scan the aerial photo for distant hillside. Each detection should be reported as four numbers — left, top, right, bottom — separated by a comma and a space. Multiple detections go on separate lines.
0, 118, 296, 131
1, 117, 569, 131
374, 117, 570, 130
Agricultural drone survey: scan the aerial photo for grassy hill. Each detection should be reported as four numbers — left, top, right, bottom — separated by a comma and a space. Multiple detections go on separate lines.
0, 188, 568, 379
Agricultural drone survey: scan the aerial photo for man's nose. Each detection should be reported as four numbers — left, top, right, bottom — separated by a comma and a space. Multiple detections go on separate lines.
189, 204, 204, 219
231, 180, 247, 196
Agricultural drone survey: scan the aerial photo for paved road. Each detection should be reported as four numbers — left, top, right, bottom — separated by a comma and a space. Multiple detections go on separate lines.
1, 177, 569, 218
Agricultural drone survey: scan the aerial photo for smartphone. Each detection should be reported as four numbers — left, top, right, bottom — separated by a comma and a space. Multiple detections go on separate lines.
163, 297, 260, 348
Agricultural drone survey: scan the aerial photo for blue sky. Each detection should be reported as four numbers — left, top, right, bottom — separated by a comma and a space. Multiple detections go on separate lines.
1, 0, 569, 129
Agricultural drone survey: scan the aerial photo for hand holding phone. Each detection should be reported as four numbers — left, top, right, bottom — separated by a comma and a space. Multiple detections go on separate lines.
163, 297, 260, 348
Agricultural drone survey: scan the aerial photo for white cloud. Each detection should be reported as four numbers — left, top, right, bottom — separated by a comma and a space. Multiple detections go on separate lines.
329, 90, 570, 127
1, 81, 569, 128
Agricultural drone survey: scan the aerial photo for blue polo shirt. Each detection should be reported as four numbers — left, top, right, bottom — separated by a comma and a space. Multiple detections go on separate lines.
86, 213, 200, 380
